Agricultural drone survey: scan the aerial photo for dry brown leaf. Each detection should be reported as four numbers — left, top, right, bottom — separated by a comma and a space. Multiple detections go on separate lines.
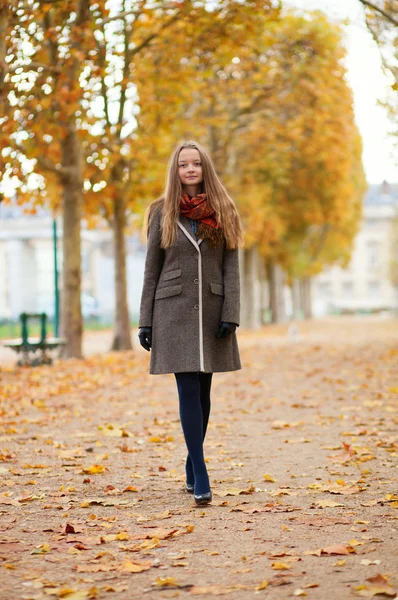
315, 500, 345, 508
215, 485, 255, 497
119, 560, 151, 573
353, 574, 397, 597
305, 544, 355, 556
190, 585, 247, 595
43, 589, 89, 599
0, 494, 19, 506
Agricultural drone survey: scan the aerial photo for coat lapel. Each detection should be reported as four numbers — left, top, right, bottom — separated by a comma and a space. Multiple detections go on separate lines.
178, 217, 203, 248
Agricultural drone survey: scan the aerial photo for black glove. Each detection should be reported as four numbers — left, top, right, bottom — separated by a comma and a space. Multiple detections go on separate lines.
215, 322, 237, 339
138, 327, 152, 351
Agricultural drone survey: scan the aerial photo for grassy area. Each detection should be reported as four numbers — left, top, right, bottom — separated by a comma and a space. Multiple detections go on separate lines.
0, 319, 131, 340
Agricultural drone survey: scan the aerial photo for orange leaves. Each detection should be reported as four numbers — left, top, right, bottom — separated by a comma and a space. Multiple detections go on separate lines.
80, 465, 106, 475
1, 324, 398, 599
148, 435, 175, 443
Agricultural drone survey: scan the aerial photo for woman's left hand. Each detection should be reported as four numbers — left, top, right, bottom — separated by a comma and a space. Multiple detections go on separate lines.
215, 322, 237, 339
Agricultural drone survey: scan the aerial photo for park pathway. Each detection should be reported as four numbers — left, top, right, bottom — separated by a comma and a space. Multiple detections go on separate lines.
0, 318, 397, 599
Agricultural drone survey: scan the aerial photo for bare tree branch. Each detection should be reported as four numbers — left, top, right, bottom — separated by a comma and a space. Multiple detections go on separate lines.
8, 61, 60, 73
35, 154, 69, 179
358, 0, 398, 27
129, 10, 183, 58
365, 16, 398, 83
101, 4, 178, 25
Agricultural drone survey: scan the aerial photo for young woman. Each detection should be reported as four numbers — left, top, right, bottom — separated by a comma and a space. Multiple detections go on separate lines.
138, 140, 243, 506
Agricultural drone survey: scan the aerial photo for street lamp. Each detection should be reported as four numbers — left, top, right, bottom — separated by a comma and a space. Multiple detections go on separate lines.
53, 216, 60, 337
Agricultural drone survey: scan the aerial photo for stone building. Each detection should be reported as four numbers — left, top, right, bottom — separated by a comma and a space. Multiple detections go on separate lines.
0, 201, 146, 323
312, 181, 398, 315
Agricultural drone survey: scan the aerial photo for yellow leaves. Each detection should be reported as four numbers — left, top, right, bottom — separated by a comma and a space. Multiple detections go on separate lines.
353, 574, 397, 598
98, 424, 130, 437
263, 473, 276, 482
305, 544, 356, 557
75, 559, 152, 574
255, 580, 269, 591
152, 577, 180, 588
328, 483, 363, 495
271, 561, 292, 570
31, 543, 51, 554
100, 532, 129, 543
138, 537, 160, 550
385, 493, 398, 502
148, 435, 174, 443
334, 559, 346, 567
0, 493, 20, 506
44, 589, 90, 599
271, 420, 303, 430
315, 500, 345, 508
119, 560, 151, 573
269, 488, 297, 497
80, 464, 106, 474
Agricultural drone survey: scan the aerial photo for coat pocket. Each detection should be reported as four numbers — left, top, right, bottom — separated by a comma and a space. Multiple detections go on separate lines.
155, 284, 182, 300
163, 268, 182, 282
210, 283, 224, 297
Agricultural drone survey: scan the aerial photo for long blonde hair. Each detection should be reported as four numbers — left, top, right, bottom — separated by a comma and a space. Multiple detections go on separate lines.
144, 141, 243, 249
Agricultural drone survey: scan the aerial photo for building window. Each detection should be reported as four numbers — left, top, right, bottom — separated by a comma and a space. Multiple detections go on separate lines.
318, 282, 332, 297
342, 281, 353, 296
368, 280, 380, 297
367, 241, 380, 270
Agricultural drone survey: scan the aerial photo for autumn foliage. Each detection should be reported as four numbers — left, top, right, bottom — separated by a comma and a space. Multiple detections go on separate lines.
1, 1, 366, 349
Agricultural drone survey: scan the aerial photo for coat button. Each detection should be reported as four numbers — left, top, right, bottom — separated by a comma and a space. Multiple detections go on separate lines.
194, 304, 199, 310
194, 278, 199, 284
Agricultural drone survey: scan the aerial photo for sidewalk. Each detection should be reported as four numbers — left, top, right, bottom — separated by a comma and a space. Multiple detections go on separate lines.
0, 318, 397, 599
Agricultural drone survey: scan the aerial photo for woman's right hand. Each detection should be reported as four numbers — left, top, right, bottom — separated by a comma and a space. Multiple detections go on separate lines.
138, 327, 152, 351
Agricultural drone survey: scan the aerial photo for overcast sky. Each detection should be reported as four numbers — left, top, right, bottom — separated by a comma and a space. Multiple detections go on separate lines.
285, 0, 397, 184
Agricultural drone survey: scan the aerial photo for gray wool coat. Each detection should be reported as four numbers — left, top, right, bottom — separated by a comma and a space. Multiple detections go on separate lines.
139, 203, 241, 375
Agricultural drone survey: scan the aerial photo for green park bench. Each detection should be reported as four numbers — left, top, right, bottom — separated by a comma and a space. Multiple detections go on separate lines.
3, 312, 67, 366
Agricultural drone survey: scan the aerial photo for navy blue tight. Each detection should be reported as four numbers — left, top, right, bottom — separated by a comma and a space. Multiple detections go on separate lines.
174, 372, 212, 495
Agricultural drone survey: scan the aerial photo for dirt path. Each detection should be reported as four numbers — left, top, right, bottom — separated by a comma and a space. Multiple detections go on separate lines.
1, 318, 397, 600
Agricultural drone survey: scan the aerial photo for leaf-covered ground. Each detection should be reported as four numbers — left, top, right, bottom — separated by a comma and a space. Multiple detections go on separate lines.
1, 318, 397, 600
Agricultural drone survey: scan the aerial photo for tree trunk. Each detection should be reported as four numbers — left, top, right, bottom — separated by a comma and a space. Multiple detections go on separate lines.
300, 276, 313, 319
111, 193, 132, 350
239, 247, 247, 327
60, 128, 83, 358
267, 259, 278, 323
258, 256, 268, 325
244, 246, 261, 329
291, 277, 302, 320
267, 259, 286, 323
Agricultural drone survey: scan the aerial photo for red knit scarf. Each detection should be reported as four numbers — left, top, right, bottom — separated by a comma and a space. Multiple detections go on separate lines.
179, 192, 224, 248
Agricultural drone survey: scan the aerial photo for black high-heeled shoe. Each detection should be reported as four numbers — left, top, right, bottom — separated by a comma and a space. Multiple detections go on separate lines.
194, 490, 212, 505
185, 482, 194, 494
